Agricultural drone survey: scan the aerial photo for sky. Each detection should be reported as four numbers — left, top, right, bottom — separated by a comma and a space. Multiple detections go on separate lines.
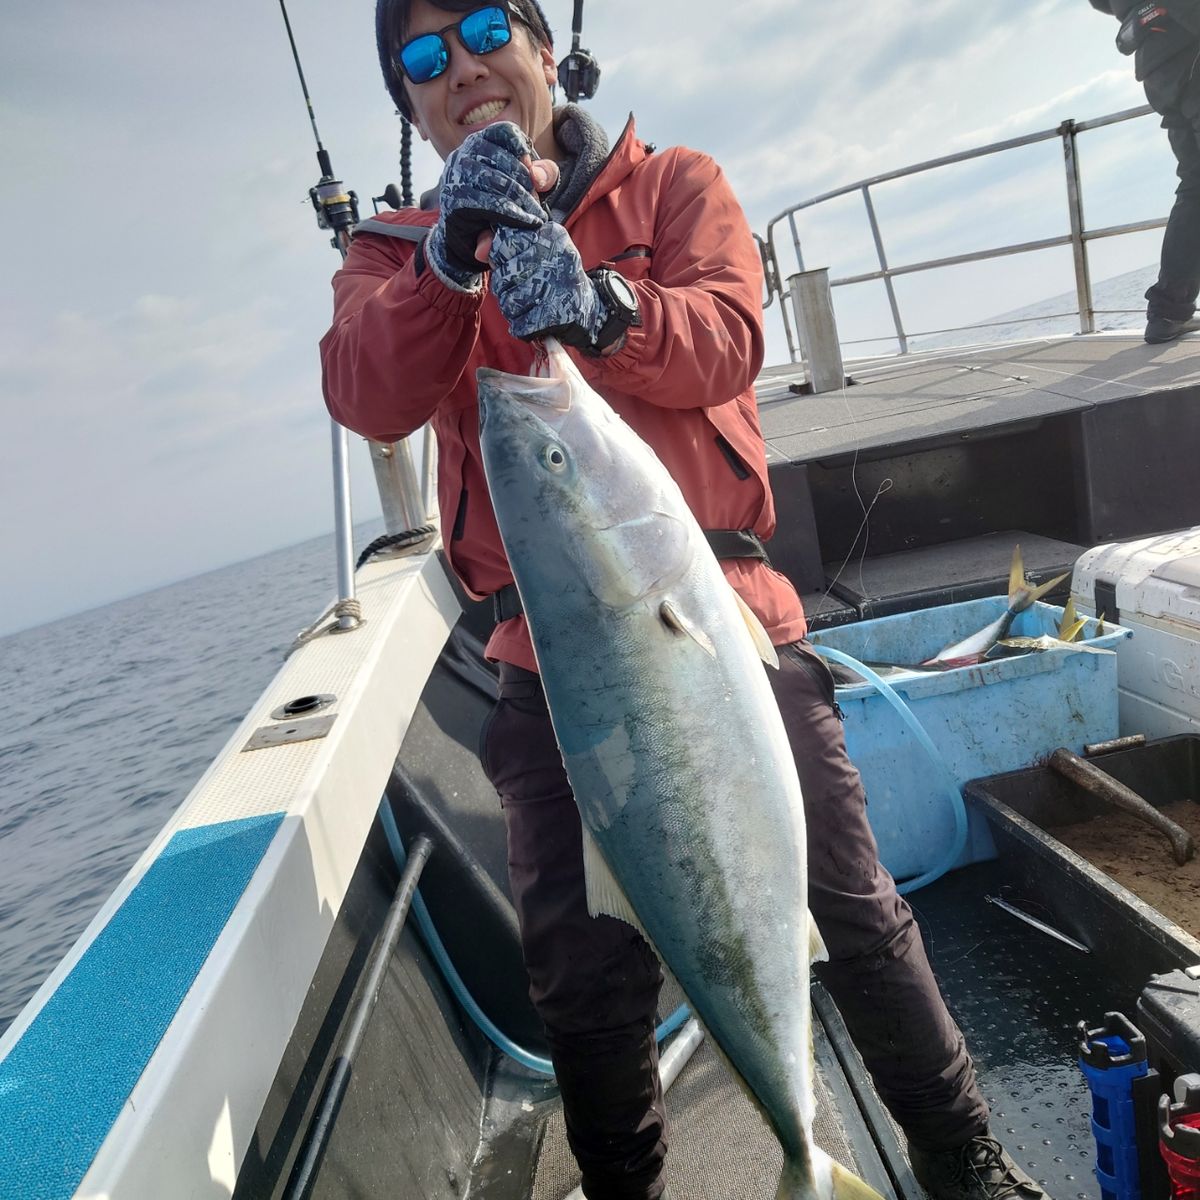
0, 0, 1175, 637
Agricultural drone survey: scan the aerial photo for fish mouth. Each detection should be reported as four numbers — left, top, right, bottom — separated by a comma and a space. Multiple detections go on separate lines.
477, 369, 572, 413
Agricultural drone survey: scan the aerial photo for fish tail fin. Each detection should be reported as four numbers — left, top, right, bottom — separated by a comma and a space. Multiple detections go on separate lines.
1006, 545, 1070, 615
1006, 544, 1026, 607
1057, 597, 1088, 643
1024, 569, 1070, 608
776, 1147, 886, 1200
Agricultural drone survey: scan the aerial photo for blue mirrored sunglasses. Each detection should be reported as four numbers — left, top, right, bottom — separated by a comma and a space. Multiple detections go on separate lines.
397, 5, 513, 84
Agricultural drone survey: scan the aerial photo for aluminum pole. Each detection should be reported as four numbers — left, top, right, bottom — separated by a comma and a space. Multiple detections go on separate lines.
1061, 119, 1095, 335
862, 185, 908, 354
330, 419, 359, 629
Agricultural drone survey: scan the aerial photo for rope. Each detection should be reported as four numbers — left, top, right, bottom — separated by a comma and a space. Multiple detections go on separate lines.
355, 523, 436, 569
287, 597, 364, 657
285, 525, 436, 658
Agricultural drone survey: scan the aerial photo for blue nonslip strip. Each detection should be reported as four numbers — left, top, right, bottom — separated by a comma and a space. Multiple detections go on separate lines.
0, 812, 285, 1199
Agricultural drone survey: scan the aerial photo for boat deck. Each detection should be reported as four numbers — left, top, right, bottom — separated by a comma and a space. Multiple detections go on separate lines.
528, 857, 1132, 1200
531, 975, 902, 1200
753, 332, 1200, 626
755, 331, 1200, 464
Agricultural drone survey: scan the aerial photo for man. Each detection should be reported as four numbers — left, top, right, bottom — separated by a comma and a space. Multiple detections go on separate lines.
1090, 0, 1200, 341
321, 3, 1046, 1197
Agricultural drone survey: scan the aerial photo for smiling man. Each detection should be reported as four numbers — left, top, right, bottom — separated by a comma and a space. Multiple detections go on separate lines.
320, 4, 1046, 1199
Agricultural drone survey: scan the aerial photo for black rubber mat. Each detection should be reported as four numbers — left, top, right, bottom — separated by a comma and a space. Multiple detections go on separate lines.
907, 860, 1132, 1200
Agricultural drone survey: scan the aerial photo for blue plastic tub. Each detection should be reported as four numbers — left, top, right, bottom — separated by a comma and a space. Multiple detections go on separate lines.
809, 597, 1132, 884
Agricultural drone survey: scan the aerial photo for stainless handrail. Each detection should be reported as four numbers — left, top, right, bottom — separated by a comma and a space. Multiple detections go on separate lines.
764, 104, 1163, 360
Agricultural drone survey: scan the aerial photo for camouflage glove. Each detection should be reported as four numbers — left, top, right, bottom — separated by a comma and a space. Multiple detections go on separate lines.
425, 122, 548, 292
489, 222, 608, 347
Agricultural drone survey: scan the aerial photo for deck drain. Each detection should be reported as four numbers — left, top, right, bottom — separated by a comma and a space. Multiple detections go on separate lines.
270, 693, 336, 721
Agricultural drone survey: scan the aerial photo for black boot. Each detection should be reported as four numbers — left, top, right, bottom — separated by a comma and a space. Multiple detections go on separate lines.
909, 1134, 1048, 1200
1145, 313, 1195, 343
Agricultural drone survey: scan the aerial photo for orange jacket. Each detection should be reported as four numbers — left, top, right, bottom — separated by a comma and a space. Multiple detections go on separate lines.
321, 116, 807, 670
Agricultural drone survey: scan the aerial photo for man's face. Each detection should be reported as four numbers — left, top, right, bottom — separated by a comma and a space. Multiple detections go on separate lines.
402, 1, 558, 161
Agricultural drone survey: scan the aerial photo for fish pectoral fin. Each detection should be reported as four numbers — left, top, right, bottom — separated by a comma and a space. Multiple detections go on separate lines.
659, 599, 717, 659
732, 589, 780, 668
809, 916, 828, 965
581, 825, 656, 947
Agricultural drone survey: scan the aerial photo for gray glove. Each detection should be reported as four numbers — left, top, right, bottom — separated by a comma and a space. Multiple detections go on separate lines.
489, 222, 608, 347
425, 122, 548, 292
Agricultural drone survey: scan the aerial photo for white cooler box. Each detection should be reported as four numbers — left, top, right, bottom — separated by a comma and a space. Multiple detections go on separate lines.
1071, 529, 1200, 738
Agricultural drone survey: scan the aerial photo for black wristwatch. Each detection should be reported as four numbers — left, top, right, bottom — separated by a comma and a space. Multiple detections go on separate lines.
586, 267, 642, 354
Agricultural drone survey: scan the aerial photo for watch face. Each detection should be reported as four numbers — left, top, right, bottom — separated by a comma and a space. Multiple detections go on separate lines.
606, 271, 638, 313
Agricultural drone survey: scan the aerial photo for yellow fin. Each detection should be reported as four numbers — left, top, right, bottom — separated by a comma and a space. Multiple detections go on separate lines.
1007, 544, 1069, 612
1007, 545, 1025, 604
1058, 597, 1077, 638
1057, 597, 1088, 643
659, 599, 717, 659
776, 1147, 886, 1200
732, 588, 780, 668
1026, 569, 1071, 607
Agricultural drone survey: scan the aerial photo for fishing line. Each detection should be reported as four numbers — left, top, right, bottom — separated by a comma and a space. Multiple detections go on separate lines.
278, 0, 360, 256
808, 374, 893, 624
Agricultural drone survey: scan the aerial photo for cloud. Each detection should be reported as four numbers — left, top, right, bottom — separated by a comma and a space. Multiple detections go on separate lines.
948, 69, 1145, 149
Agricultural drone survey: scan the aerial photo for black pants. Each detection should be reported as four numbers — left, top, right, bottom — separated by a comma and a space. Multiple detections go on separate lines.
482, 641, 989, 1200
1148, 82, 1200, 320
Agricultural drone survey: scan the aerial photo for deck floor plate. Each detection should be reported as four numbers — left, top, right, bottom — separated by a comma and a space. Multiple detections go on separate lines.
909, 861, 1129, 1200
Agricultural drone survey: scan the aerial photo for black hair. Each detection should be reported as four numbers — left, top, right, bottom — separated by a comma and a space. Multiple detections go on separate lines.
376, 0, 555, 122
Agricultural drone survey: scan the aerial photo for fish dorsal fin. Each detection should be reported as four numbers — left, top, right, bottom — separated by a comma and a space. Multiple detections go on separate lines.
659, 599, 717, 658
581, 825, 657, 948
732, 589, 779, 668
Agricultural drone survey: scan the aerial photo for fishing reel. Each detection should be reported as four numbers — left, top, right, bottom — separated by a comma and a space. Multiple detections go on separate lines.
557, 47, 600, 102
309, 172, 360, 250
558, 0, 600, 102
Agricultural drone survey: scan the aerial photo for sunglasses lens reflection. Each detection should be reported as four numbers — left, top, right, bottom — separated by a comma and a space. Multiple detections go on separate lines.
399, 6, 512, 83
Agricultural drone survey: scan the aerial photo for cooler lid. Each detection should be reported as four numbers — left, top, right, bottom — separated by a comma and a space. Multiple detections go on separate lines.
1155, 551, 1200, 590
1073, 530, 1200, 594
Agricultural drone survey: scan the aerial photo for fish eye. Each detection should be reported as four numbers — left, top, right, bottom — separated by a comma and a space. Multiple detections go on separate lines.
540, 443, 568, 473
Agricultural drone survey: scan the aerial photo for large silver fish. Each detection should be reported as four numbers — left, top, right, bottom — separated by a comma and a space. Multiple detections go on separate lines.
477, 341, 882, 1200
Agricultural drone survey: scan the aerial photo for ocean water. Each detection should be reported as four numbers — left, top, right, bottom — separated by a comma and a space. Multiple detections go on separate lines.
0, 520, 383, 1036
914, 263, 1155, 350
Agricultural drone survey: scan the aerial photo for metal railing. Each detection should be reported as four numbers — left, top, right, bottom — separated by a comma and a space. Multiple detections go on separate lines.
761, 105, 1166, 361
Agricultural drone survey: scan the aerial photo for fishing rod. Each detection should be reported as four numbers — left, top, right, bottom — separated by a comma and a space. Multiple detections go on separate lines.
278, 0, 362, 632
279, 0, 360, 259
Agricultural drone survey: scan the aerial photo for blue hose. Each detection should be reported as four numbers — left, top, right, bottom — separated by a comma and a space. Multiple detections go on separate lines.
808, 643, 969, 895
377, 801, 691, 1076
